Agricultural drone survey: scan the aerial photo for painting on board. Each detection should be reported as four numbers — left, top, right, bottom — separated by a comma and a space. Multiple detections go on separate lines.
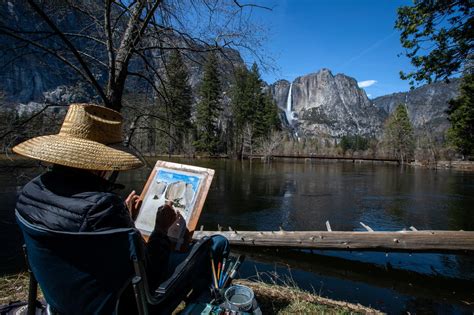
135, 160, 214, 250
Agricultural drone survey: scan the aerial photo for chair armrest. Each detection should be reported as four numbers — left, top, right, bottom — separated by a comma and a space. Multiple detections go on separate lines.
131, 276, 147, 315
154, 236, 211, 297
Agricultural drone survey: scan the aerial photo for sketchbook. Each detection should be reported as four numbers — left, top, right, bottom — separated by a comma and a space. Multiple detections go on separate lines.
135, 160, 214, 250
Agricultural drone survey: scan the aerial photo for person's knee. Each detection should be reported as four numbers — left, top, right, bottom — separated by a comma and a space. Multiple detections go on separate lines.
210, 235, 229, 258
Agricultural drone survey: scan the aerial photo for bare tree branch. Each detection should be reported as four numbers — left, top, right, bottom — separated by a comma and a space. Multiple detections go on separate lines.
0, 28, 96, 88
232, 0, 272, 11
0, 104, 68, 140
26, 0, 108, 105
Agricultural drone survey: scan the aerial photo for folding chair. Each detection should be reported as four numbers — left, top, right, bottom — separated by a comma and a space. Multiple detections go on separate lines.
16, 210, 217, 315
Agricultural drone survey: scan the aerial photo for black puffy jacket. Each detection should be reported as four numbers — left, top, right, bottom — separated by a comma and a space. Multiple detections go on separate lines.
16, 165, 170, 289
17, 166, 134, 232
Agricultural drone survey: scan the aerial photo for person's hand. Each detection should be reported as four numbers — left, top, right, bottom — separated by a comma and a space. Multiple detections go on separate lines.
154, 204, 178, 234
125, 190, 142, 221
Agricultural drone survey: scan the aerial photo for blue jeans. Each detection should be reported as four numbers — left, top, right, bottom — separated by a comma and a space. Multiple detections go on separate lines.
165, 235, 230, 302
168, 235, 230, 273
120, 235, 230, 314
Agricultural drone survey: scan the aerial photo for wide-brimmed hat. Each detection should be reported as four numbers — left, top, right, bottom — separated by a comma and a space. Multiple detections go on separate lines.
13, 103, 143, 171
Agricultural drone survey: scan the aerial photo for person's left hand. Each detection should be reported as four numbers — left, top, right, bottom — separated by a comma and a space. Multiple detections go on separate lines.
154, 204, 178, 234
125, 190, 142, 220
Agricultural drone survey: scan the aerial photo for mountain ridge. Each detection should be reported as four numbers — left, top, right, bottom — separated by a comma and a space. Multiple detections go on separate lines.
269, 69, 460, 139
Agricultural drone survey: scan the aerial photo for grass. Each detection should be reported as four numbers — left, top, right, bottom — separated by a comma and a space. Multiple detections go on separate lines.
234, 279, 382, 314
1, 272, 382, 314
0, 273, 41, 305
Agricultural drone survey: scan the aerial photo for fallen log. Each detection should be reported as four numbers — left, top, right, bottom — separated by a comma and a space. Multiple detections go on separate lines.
192, 230, 474, 253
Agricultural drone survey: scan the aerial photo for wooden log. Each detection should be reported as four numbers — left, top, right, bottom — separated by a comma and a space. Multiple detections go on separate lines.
192, 230, 474, 253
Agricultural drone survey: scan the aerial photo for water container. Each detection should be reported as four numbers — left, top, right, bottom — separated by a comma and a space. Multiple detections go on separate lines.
224, 285, 255, 311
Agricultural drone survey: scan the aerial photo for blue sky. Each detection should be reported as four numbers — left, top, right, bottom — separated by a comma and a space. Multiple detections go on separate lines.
244, 0, 415, 98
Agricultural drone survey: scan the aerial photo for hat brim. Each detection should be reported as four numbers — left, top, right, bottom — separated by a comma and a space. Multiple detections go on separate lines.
13, 134, 143, 171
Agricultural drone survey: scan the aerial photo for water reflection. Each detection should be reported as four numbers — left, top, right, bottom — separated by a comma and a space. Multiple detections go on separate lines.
237, 247, 474, 314
163, 160, 474, 234
1, 159, 473, 313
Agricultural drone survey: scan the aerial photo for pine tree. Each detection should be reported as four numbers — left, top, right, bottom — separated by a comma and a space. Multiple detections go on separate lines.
231, 66, 250, 134
395, 0, 472, 86
162, 50, 193, 153
246, 64, 280, 136
231, 63, 280, 157
260, 92, 280, 135
339, 134, 369, 154
248, 63, 263, 125
383, 104, 415, 163
447, 74, 474, 157
194, 52, 222, 154
231, 66, 253, 156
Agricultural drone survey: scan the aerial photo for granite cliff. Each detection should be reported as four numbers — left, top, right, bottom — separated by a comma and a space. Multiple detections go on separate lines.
270, 69, 385, 138
0, 0, 461, 144
269, 69, 460, 140
372, 79, 460, 135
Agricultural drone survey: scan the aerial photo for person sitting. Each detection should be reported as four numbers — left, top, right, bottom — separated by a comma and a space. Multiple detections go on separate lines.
13, 103, 228, 313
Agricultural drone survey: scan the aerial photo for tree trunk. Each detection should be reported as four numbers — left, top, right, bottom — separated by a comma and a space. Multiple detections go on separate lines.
106, 87, 124, 112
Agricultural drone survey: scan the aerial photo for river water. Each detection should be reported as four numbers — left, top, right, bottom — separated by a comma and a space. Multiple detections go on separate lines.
1, 159, 473, 314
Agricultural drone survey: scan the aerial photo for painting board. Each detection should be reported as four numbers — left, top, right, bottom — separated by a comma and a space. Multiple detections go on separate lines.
136, 160, 214, 250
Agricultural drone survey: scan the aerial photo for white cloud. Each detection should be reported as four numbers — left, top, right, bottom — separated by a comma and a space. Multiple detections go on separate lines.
357, 80, 377, 88
367, 93, 372, 98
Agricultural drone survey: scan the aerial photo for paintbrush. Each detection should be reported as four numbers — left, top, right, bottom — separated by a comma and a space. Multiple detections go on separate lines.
223, 255, 245, 288
210, 253, 218, 289
219, 258, 227, 287
217, 261, 222, 285
220, 259, 234, 288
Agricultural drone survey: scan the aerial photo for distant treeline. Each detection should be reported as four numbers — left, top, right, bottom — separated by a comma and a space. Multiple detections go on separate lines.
125, 51, 281, 159
1, 63, 472, 164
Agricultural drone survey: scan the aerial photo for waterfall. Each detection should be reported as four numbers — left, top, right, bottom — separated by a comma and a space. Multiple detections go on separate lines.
285, 83, 293, 124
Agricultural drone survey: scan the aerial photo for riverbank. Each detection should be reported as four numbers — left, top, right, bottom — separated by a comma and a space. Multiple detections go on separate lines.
2, 153, 473, 172
410, 160, 474, 171
148, 154, 474, 171
0, 273, 381, 314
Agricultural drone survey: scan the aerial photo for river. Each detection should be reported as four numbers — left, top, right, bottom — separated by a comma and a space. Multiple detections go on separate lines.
1, 159, 473, 314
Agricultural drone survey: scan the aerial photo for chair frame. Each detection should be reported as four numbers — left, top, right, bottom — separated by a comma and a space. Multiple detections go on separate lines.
130, 235, 212, 315
23, 245, 39, 315
18, 210, 210, 315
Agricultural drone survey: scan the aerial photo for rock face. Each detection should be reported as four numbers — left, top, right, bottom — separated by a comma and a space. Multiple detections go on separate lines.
270, 69, 385, 138
268, 79, 291, 111
0, 1, 246, 152
0, 1, 92, 103
266, 79, 292, 128
372, 79, 460, 135
0, 0, 460, 143
269, 69, 461, 139
0, 45, 243, 106
0, 1, 244, 105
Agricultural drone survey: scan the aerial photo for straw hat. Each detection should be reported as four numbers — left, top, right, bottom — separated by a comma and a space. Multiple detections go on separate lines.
13, 103, 143, 171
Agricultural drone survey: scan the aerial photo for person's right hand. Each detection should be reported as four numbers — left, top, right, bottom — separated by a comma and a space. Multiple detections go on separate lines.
154, 204, 177, 234
125, 190, 142, 221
